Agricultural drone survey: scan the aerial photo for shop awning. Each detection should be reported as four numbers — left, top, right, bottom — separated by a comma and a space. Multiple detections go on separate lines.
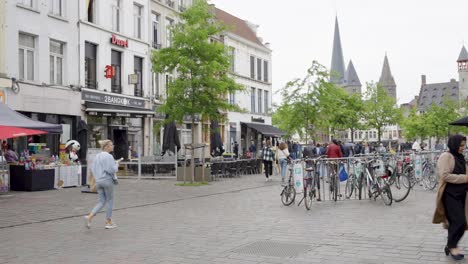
0, 103, 62, 133
241, 122, 285, 137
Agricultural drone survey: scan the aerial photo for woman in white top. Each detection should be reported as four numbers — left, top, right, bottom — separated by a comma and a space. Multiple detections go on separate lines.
277, 142, 290, 183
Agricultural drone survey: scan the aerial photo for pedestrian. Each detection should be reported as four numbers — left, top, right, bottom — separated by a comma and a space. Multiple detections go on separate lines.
233, 141, 239, 159
292, 141, 299, 160
261, 139, 275, 182
433, 134, 468, 260
3, 144, 18, 163
412, 140, 421, 151
326, 139, 342, 159
277, 142, 290, 184
84, 139, 120, 229
249, 141, 256, 159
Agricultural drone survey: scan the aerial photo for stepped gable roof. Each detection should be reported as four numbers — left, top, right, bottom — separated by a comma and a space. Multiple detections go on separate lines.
214, 7, 265, 47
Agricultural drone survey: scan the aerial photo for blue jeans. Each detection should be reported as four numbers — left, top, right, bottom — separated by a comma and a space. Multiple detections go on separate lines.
91, 179, 115, 219
280, 159, 288, 179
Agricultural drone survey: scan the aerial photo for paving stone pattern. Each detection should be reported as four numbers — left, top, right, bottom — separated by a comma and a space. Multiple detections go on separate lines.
0, 174, 464, 263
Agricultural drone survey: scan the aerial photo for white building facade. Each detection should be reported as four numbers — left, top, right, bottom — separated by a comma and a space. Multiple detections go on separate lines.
78, 0, 155, 158
215, 8, 279, 154
0, 0, 81, 155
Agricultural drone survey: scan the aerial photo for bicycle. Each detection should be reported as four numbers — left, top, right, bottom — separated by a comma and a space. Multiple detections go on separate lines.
379, 154, 411, 202
345, 158, 363, 200
298, 158, 322, 210
326, 160, 341, 202
280, 159, 297, 206
359, 158, 392, 206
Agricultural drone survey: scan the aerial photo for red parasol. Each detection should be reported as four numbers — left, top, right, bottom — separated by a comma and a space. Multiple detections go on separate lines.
0, 125, 48, 139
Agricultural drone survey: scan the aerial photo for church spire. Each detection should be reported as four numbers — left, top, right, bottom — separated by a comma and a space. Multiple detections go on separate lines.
378, 54, 397, 99
330, 16, 345, 85
344, 60, 361, 94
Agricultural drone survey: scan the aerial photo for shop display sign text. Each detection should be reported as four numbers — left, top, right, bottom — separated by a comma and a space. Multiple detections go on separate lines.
82, 90, 146, 109
110, 34, 129, 48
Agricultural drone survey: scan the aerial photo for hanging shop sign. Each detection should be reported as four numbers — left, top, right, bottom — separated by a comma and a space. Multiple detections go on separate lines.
104, 65, 115, 79
251, 116, 265, 123
110, 34, 129, 48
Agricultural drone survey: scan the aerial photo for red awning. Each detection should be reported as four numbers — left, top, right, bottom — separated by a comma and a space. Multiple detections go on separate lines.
0, 125, 48, 139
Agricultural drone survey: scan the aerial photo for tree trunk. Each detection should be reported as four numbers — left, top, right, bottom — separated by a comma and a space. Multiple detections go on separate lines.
378, 127, 381, 143
351, 127, 355, 143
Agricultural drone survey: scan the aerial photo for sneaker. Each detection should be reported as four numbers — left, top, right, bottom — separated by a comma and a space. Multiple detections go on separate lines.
265, 178, 269, 182
105, 223, 117, 229
84, 216, 91, 229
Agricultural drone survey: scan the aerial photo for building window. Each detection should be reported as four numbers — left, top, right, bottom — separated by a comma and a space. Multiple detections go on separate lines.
228, 47, 235, 72
18, 0, 33, 8
134, 56, 143, 97
112, 0, 121, 32
152, 13, 160, 49
152, 72, 160, 99
133, 4, 142, 39
18, 33, 35, 81
264, 90, 268, 113
250, 56, 255, 79
87, 0, 95, 23
49, 0, 63, 16
229, 92, 235, 105
165, 74, 173, 95
111, 50, 122, 94
258, 89, 262, 113
257, 58, 262, 81
85, 42, 97, 89
178, 0, 185, 12
251, 87, 256, 113
49, 40, 64, 85
165, 18, 173, 47
264, 61, 268, 82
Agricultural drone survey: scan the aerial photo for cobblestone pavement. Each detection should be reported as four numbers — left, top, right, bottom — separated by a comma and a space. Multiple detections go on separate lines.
0, 174, 464, 264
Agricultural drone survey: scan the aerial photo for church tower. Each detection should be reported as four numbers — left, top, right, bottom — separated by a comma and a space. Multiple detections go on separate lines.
344, 60, 362, 94
330, 17, 346, 85
378, 54, 397, 100
458, 46, 468, 101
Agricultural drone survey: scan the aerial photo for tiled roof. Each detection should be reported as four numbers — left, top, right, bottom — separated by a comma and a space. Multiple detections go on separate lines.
458, 46, 468, 62
214, 8, 265, 47
417, 80, 459, 111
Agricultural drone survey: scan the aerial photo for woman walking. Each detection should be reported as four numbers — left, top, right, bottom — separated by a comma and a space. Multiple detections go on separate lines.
277, 142, 290, 184
433, 135, 468, 260
262, 139, 275, 182
84, 140, 119, 229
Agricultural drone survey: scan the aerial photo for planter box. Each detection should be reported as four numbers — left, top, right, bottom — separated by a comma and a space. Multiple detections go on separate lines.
9, 165, 55, 191
177, 166, 212, 182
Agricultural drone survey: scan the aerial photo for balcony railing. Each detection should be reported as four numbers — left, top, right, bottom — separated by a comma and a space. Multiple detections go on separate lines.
179, 5, 185, 12
152, 42, 161, 49
166, 0, 174, 8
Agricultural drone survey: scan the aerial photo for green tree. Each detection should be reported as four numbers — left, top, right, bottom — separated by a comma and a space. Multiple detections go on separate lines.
151, 0, 243, 182
401, 107, 429, 141
363, 82, 402, 142
274, 61, 330, 143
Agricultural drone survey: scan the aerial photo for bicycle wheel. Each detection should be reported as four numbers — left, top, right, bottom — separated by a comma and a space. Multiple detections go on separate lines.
381, 184, 393, 206
304, 183, 312, 210
345, 174, 355, 199
333, 175, 338, 202
389, 174, 411, 202
358, 172, 363, 200
402, 165, 414, 188
281, 185, 296, 206
422, 165, 437, 190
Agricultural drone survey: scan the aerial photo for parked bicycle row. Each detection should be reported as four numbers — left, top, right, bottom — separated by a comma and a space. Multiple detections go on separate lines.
280, 151, 447, 210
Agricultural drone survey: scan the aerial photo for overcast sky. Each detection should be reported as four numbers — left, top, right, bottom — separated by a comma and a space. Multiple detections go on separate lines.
211, 0, 468, 105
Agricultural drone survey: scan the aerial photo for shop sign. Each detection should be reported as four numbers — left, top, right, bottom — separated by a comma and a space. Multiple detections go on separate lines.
105, 65, 115, 79
128, 74, 139, 84
251, 116, 265, 123
87, 111, 153, 118
110, 34, 129, 48
82, 90, 146, 109
0, 89, 6, 104
152, 113, 200, 122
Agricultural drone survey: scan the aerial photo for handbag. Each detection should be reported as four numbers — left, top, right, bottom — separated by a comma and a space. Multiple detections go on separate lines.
339, 164, 348, 182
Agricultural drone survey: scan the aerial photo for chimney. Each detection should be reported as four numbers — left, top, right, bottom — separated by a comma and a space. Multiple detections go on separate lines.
450, 78, 457, 83
421, 75, 426, 85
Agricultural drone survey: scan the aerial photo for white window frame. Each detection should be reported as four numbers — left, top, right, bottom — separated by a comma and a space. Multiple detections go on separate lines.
49, 0, 63, 17
18, 0, 33, 8
152, 71, 160, 99
133, 4, 142, 39
165, 17, 173, 47
49, 39, 64, 85
152, 13, 160, 48
112, 0, 121, 32
18, 33, 36, 81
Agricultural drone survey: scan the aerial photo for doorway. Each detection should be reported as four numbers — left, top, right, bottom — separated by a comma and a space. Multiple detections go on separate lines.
112, 128, 128, 160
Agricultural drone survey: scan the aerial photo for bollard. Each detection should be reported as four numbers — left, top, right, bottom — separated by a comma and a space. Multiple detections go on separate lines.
138, 146, 142, 181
